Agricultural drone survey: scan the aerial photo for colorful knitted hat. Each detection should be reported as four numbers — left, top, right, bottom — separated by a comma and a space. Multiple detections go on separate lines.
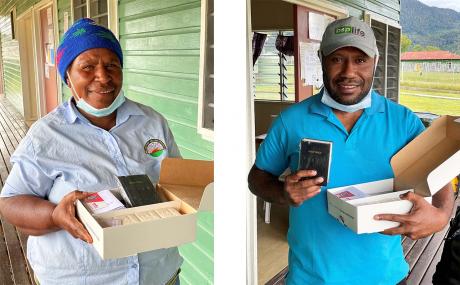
56, 18, 123, 83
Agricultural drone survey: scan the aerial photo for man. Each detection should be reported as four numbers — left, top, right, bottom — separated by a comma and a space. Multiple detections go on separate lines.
0, 19, 181, 285
248, 16, 454, 285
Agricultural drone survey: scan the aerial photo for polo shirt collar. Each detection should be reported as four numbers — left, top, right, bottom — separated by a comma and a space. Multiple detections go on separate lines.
309, 88, 385, 117
115, 98, 144, 125
364, 90, 386, 115
64, 97, 79, 124
309, 89, 332, 118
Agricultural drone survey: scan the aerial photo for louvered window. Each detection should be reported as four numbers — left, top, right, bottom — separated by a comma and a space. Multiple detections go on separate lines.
366, 14, 401, 102
253, 31, 295, 101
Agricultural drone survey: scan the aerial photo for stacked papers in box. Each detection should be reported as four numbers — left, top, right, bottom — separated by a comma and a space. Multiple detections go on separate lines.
335, 186, 369, 200
83, 190, 125, 215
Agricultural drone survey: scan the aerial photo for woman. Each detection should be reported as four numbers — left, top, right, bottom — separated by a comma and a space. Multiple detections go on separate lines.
0, 18, 182, 285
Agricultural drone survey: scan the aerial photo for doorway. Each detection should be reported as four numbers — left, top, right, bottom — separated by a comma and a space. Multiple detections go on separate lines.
17, 11, 39, 126
36, 3, 59, 115
248, 0, 347, 284
17, 1, 59, 126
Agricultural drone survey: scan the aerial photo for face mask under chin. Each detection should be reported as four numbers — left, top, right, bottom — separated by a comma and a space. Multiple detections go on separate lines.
75, 90, 126, 117
321, 86, 372, 113
66, 72, 125, 117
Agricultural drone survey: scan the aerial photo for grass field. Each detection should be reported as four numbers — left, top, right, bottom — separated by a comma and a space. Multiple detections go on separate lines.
400, 72, 460, 115
401, 71, 460, 92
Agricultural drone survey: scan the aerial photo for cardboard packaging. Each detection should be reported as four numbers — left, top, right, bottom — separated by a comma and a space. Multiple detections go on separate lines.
327, 116, 460, 234
76, 158, 214, 259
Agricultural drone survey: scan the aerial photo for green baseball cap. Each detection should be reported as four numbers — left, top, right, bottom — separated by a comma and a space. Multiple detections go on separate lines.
320, 16, 378, 58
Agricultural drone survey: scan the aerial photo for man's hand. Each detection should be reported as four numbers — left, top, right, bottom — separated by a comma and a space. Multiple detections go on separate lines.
375, 191, 450, 240
284, 170, 323, 207
51, 190, 95, 243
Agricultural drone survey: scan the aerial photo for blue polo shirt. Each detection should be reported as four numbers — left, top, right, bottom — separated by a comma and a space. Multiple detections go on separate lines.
255, 90, 425, 285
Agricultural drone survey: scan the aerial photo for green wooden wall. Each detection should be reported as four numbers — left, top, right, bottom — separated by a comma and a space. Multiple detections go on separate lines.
333, 0, 400, 21
117, 1, 213, 282
16, 0, 40, 15
54, 0, 214, 284
119, 0, 212, 161
0, 0, 43, 115
0, 0, 24, 115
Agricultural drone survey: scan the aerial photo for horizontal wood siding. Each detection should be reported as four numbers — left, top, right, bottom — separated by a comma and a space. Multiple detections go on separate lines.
16, 0, 39, 16
119, 0, 212, 161
0, 0, 24, 115
179, 212, 213, 285
333, 0, 400, 22
119, 1, 213, 284
364, 0, 399, 22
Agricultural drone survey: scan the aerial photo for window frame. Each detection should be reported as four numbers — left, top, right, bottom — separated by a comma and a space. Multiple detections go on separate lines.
197, 0, 214, 141
70, 0, 118, 37
364, 12, 401, 102
10, 7, 17, 40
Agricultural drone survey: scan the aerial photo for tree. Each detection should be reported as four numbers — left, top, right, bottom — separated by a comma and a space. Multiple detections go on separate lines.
425, 45, 441, 51
401, 34, 412, 52
412, 44, 424, 51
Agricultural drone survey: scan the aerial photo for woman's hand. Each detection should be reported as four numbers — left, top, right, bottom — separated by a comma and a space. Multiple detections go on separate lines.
51, 190, 95, 243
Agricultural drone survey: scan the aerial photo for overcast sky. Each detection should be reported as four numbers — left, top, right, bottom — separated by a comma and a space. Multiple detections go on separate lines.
418, 0, 460, 12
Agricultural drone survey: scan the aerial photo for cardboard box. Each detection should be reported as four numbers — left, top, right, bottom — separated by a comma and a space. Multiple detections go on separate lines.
76, 158, 214, 259
327, 115, 460, 234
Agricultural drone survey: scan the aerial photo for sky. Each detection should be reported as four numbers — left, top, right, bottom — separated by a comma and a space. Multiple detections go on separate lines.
418, 0, 460, 12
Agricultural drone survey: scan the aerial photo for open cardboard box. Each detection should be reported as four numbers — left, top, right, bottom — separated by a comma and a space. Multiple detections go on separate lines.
76, 158, 214, 259
327, 116, 460, 234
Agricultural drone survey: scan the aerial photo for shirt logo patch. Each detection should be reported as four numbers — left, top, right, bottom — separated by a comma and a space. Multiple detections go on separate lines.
144, 139, 166, 158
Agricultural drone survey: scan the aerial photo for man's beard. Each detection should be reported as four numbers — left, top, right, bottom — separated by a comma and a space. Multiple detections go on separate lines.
323, 73, 372, 105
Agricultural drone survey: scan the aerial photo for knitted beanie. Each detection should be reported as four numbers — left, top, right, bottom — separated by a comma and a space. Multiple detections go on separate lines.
56, 18, 123, 83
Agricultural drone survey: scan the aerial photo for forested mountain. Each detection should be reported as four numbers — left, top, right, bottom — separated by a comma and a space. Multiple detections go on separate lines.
401, 0, 460, 53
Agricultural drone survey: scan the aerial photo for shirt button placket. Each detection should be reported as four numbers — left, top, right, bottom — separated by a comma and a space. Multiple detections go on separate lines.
127, 256, 140, 284
105, 132, 129, 176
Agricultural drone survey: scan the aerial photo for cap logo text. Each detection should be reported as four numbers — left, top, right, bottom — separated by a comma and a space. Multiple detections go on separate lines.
335, 26, 365, 37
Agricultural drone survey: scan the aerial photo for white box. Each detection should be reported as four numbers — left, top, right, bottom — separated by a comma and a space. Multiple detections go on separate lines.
327, 115, 460, 234
76, 158, 214, 259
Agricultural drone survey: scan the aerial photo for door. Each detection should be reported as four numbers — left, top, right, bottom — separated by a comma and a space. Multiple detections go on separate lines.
39, 5, 58, 114
17, 11, 39, 125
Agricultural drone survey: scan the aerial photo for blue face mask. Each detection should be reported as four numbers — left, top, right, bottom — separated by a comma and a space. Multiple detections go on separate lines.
67, 72, 125, 117
321, 87, 372, 113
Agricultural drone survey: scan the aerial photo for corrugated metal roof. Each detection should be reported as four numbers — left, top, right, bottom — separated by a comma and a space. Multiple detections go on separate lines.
401, 50, 460, 61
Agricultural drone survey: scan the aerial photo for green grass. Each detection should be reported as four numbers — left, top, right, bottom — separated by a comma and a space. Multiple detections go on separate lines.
400, 71, 460, 115
400, 92, 460, 115
402, 89, 460, 99
401, 72, 460, 92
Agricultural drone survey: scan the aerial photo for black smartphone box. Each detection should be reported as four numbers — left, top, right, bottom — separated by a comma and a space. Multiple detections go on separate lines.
298, 138, 333, 186
117, 175, 165, 207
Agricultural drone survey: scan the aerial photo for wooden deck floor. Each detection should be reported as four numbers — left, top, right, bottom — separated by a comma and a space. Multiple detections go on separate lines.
261, 197, 459, 285
0, 95, 35, 285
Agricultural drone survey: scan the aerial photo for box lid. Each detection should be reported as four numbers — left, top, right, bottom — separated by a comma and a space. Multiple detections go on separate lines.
159, 158, 214, 211
391, 115, 460, 197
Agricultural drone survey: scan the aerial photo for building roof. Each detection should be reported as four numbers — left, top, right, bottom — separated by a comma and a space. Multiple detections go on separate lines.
401, 50, 460, 61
